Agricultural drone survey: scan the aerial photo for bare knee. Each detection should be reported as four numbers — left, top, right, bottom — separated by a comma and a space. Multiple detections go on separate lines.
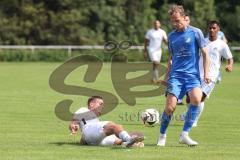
189, 95, 201, 105
188, 88, 202, 105
104, 121, 123, 136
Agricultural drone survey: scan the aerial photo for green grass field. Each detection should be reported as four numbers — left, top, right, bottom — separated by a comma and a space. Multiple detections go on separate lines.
0, 62, 240, 160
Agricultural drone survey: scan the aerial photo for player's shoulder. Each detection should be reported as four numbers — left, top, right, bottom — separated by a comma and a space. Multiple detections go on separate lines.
168, 29, 177, 38
147, 28, 154, 33
215, 39, 228, 46
218, 31, 225, 36
204, 37, 209, 42
188, 26, 203, 34
75, 107, 89, 114
159, 28, 167, 33
209, 39, 230, 52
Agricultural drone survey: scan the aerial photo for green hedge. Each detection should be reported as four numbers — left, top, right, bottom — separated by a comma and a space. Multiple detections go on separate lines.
232, 50, 240, 62
0, 49, 69, 62
0, 48, 239, 62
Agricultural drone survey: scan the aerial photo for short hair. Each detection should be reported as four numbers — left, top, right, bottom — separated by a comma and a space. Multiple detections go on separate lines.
168, 5, 185, 17
208, 20, 220, 27
87, 96, 103, 106
184, 11, 189, 17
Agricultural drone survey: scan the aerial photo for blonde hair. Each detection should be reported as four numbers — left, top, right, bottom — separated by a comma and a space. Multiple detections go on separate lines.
168, 5, 185, 16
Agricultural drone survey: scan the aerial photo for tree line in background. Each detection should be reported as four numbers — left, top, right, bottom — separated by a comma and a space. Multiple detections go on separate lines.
0, 0, 239, 46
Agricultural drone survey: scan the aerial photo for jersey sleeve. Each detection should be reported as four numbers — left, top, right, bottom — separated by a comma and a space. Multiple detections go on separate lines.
220, 42, 233, 59
194, 28, 207, 49
167, 33, 173, 55
145, 30, 150, 39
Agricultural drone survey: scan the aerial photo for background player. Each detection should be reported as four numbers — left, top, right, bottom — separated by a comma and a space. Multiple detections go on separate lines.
144, 20, 168, 83
191, 20, 233, 127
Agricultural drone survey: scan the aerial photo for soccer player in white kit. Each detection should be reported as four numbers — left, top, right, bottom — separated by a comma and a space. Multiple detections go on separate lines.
192, 20, 233, 126
144, 20, 168, 83
69, 96, 143, 147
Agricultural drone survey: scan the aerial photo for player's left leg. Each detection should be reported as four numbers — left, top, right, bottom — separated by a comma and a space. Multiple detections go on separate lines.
150, 51, 161, 82
180, 87, 202, 146
193, 80, 216, 127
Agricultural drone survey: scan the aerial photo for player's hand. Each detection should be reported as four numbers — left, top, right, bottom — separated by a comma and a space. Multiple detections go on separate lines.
204, 75, 211, 84
159, 80, 168, 86
154, 79, 168, 86
225, 65, 233, 72
69, 121, 79, 135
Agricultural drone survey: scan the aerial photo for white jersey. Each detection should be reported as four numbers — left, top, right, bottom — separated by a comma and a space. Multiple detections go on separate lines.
73, 107, 113, 145
199, 38, 232, 81
145, 28, 167, 53
73, 107, 100, 129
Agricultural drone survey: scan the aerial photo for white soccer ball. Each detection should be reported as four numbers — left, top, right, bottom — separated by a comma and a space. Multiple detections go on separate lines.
141, 108, 159, 126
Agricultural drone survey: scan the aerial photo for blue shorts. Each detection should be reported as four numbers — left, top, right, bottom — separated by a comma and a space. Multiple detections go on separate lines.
178, 89, 186, 100
166, 77, 201, 99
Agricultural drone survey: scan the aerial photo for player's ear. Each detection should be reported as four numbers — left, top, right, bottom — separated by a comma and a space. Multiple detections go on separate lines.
89, 101, 94, 109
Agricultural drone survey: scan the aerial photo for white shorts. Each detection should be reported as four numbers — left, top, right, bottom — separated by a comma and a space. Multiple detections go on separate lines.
201, 80, 216, 98
148, 50, 162, 63
82, 121, 109, 145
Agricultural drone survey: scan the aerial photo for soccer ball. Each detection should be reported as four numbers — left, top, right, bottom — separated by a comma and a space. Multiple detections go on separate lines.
141, 108, 159, 126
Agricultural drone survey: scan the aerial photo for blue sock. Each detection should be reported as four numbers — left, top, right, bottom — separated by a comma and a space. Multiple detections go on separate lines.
183, 104, 200, 132
160, 111, 172, 134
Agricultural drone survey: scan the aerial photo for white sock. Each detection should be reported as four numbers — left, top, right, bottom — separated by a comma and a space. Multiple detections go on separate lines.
181, 131, 189, 136
160, 133, 166, 138
119, 131, 131, 142
152, 68, 159, 80
195, 102, 205, 123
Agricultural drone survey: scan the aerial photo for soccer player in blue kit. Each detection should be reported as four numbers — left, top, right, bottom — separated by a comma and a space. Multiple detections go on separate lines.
157, 5, 210, 146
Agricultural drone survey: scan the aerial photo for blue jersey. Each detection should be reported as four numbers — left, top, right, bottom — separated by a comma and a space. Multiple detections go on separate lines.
168, 26, 206, 79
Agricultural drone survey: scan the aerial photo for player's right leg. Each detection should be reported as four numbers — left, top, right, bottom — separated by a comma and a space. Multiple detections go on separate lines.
157, 93, 177, 146
157, 79, 181, 146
